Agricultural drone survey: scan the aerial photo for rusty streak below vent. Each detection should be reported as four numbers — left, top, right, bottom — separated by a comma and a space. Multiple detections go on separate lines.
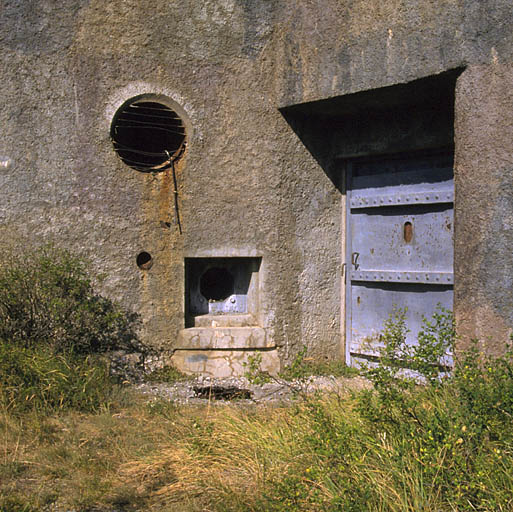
111, 99, 186, 172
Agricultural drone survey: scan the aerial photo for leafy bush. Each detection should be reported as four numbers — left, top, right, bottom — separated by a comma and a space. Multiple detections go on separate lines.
453, 340, 513, 436
362, 305, 455, 390
0, 245, 140, 355
351, 308, 513, 510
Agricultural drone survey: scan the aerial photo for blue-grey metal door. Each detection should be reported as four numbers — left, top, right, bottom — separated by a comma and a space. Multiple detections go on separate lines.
345, 151, 454, 365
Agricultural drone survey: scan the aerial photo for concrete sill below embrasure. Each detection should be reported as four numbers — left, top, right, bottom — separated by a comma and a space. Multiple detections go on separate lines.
177, 326, 271, 349
193, 314, 257, 328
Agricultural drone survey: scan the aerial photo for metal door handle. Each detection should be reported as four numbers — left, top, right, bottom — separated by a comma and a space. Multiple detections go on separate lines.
351, 252, 360, 270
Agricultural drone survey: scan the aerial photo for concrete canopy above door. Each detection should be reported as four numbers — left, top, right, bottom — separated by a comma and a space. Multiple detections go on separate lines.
280, 69, 461, 362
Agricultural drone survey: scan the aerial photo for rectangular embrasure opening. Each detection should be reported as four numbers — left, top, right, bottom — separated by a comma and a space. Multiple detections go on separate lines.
184, 257, 261, 328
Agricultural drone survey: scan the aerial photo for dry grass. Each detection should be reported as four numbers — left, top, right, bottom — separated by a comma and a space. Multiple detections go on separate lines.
1, 395, 188, 511
1, 390, 337, 511
0, 394, 294, 511
3, 385, 513, 512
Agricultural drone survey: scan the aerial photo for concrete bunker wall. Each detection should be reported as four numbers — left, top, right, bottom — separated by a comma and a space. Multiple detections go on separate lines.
0, 0, 512, 374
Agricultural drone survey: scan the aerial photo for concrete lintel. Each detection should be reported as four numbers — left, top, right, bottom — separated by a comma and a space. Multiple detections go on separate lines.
184, 248, 263, 258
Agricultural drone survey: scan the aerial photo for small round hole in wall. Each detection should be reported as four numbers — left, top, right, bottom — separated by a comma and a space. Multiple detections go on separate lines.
111, 98, 186, 172
136, 252, 153, 270
200, 267, 234, 301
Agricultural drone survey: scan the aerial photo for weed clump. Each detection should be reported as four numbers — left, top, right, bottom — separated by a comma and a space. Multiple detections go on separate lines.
278, 347, 360, 381
146, 364, 191, 384
0, 340, 116, 413
244, 345, 360, 392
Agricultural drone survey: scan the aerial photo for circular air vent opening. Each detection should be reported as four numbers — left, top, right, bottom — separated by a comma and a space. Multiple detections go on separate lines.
136, 251, 153, 270
200, 267, 235, 301
111, 98, 186, 172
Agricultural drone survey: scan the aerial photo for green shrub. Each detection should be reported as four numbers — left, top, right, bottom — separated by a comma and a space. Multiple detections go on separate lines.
0, 245, 139, 413
351, 308, 513, 510
0, 245, 140, 355
242, 309, 513, 511
412, 306, 455, 382
362, 305, 455, 391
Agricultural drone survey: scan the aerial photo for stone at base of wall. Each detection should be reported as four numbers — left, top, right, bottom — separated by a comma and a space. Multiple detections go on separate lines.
171, 349, 280, 378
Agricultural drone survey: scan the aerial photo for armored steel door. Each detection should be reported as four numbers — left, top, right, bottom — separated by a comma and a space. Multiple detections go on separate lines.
345, 151, 454, 365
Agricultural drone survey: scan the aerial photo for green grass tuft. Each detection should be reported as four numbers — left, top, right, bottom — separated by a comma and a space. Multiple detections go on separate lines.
146, 365, 192, 384
0, 339, 119, 414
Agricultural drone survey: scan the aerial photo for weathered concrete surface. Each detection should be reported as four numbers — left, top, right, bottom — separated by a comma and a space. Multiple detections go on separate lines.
171, 349, 280, 378
0, 0, 512, 371
177, 326, 270, 350
454, 64, 513, 354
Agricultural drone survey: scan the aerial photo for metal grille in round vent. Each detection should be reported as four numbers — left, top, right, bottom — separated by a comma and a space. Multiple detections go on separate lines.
111, 100, 186, 172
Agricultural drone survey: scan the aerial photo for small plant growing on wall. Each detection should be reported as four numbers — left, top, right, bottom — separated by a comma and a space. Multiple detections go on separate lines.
362, 305, 455, 390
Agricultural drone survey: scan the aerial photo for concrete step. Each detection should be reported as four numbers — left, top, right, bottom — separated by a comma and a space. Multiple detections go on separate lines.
171, 348, 280, 378
194, 314, 257, 328
177, 326, 271, 349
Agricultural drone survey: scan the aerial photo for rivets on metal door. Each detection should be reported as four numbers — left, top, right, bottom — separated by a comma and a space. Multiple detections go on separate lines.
350, 270, 453, 283
351, 191, 453, 209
